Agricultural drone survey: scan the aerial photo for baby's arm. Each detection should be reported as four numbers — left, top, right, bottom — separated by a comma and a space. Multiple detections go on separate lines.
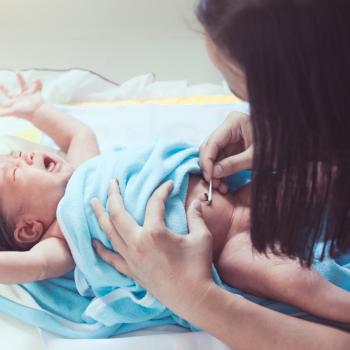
28, 105, 99, 167
0, 73, 99, 167
0, 237, 74, 284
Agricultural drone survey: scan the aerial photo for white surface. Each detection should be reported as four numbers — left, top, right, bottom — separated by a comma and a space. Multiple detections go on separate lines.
0, 0, 221, 84
44, 331, 229, 350
0, 69, 230, 105
0, 69, 232, 138
43, 102, 247, 151
0, 312, 44, 350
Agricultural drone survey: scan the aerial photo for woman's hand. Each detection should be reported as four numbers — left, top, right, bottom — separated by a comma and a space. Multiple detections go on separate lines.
0, 73, 44, 120
91, 180, 215, 316
199, 111, 253, 193
90, 182, 350, 350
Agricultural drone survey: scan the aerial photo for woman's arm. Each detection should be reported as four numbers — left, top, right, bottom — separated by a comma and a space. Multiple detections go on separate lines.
92, 180, 350, 350
182, 281, 350, 350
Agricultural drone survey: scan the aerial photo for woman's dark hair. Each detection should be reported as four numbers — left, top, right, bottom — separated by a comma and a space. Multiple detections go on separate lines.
197, 0, 350, 265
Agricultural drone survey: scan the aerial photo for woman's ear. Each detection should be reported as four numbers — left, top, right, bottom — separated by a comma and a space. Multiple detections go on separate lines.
13, 218, 44, 248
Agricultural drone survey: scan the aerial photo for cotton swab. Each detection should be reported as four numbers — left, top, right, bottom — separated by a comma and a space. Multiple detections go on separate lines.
207, 179, 213, 205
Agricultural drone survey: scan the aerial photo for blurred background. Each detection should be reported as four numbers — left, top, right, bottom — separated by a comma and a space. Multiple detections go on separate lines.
0, 0, 222, 84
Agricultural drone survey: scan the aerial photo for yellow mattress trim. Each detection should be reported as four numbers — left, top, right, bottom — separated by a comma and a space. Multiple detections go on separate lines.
12, 129, 42, 143
69, 95, 239, 107
11, 95, 239, 143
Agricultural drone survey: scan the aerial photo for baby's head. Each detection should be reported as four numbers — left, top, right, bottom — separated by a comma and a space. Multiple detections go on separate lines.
0, 150, 73, 251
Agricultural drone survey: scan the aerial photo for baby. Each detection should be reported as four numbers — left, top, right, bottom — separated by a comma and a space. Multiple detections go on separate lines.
0, 74, 349, 327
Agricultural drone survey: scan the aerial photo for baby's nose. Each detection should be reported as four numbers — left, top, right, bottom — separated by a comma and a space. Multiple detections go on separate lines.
23, 152, 34, 165
15, 151, 34, 166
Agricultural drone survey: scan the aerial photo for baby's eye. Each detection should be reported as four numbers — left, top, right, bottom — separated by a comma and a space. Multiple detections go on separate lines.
10, 151, 22, 158
12, 167, 17, 181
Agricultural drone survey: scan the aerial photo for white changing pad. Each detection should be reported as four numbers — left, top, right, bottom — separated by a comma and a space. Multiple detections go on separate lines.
44, 327, 229, 350
42, 102, 248, 151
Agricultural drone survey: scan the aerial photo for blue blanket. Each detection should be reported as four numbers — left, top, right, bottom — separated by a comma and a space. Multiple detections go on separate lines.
57, 141, 201, 327
0, 140, 348, 338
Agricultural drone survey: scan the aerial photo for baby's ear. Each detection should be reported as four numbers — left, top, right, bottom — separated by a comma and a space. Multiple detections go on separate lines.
13, 218, 44, 248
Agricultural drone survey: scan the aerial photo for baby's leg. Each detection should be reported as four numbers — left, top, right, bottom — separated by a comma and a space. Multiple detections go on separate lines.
216, 232, 350, 323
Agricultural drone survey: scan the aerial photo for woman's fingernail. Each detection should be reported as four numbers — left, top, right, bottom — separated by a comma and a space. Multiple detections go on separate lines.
90, 197, 98, 206
213, 165, 222, 177
167, 180, 174, 190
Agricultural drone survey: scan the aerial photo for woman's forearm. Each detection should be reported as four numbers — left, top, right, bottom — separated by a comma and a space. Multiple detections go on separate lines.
179, 282, 350, 350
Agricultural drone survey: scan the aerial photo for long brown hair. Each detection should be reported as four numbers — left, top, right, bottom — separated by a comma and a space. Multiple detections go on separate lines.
197, 0, 350, 265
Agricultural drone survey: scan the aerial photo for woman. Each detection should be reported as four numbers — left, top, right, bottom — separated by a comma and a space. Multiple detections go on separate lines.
92, 0, 350, 348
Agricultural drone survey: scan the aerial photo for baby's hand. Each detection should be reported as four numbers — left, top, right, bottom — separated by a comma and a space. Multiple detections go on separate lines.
0, 73, 44, 120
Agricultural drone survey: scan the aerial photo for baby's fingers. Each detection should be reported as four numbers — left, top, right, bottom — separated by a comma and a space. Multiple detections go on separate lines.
27, 80, 43, 95
0, 104, 15, 117
0, 84, 14, 99
16, 72, 28, 92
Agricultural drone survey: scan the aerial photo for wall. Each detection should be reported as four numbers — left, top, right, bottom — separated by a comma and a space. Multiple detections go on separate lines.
0, 0, 222, 84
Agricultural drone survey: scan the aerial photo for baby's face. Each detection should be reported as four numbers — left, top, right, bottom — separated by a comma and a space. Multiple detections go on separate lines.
0, 150, 73, 228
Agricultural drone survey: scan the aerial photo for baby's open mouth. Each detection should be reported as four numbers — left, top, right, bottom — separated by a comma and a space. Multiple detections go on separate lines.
43, 155, 59, 172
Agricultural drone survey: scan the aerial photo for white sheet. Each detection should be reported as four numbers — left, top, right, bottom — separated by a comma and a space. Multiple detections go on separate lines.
0, 69, 231, 105
44, 330, 229, 350
42, 102, 249, 151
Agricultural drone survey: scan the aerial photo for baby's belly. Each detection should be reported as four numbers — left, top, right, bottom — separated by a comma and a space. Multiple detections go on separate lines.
185, 174, 236, 258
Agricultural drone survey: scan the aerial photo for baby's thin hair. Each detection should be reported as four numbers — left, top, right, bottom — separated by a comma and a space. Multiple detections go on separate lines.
0, 213, 16, 251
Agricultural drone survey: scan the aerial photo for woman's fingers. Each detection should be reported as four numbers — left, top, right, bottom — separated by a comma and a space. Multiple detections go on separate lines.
199, 125, 232, 182
107, 180, 140, 237
200, 112, 252, 181
90, 197, 127, 253
187, 200, 213, 242
218, 180, 229, 194
213, 146, 253, 177
93, 240, 132, 277
144, 181, 174, 230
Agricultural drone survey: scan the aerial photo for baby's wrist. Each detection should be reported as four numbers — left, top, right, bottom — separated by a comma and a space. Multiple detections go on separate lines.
27, 101, 47, 121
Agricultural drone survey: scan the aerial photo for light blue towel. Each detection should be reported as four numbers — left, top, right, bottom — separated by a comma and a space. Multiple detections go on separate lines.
0, 140, 348, 338
57, 140, 200, 327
